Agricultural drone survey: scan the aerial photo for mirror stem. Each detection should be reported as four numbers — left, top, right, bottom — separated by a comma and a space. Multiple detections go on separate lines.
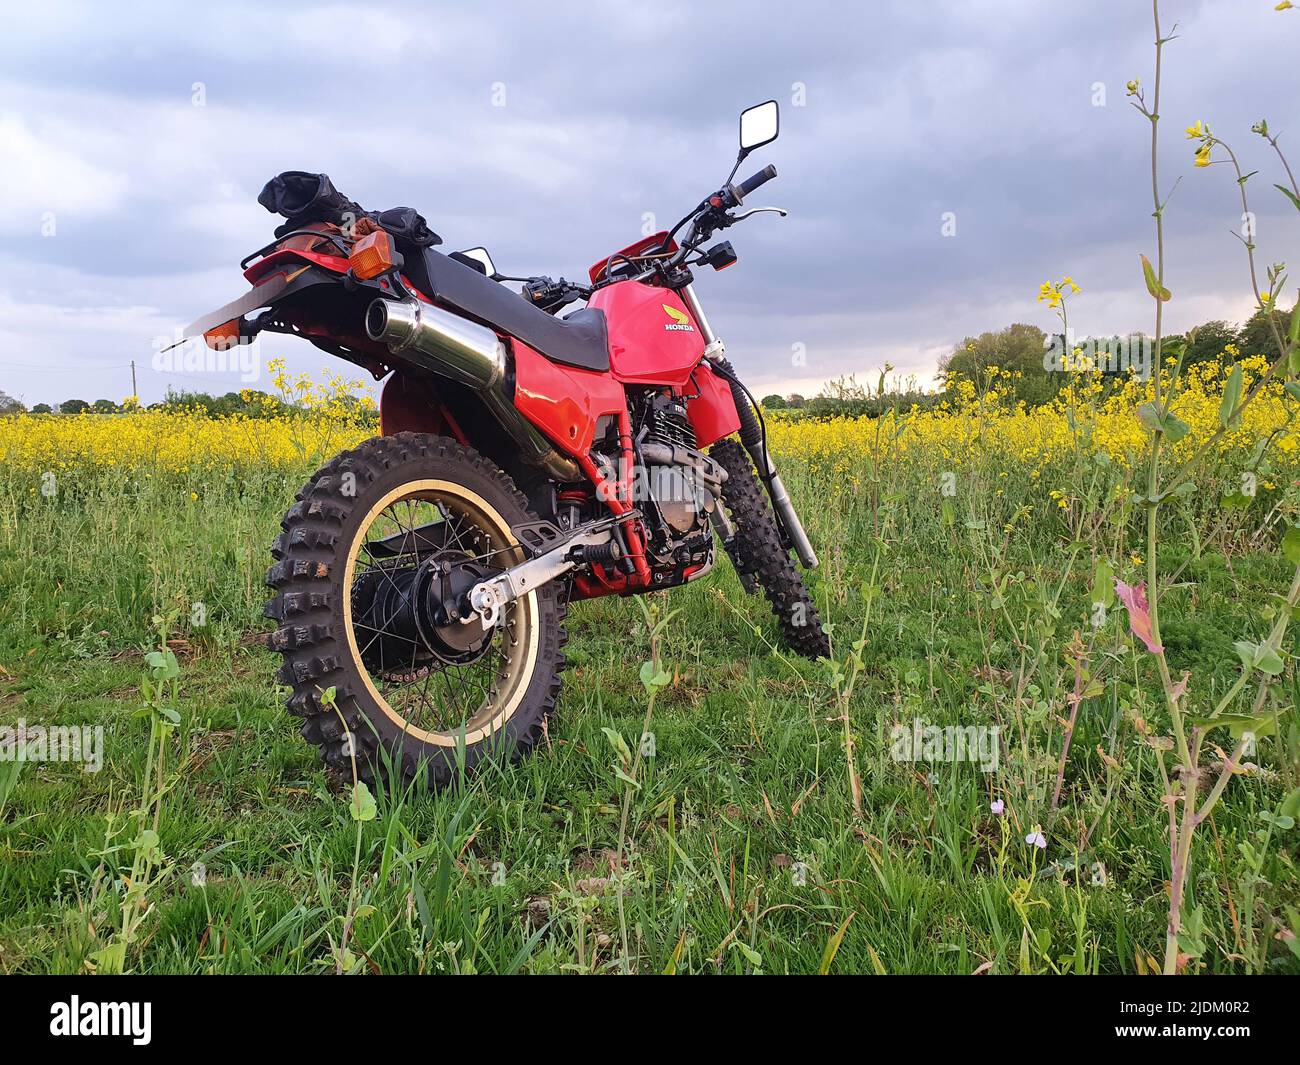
725, 148, 750, 186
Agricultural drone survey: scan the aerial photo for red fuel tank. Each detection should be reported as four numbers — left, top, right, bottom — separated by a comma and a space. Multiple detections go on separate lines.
586, 282, 705, 388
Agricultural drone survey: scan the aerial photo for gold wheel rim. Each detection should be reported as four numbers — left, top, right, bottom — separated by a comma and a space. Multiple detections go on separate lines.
341, 479, 540, 747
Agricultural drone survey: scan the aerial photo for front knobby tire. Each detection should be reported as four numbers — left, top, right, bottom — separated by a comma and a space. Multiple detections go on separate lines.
711, 438, 831, 659
264, 432, 567, 789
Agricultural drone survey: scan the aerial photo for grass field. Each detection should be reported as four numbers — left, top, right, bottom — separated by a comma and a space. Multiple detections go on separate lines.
1, 360, 1299, 974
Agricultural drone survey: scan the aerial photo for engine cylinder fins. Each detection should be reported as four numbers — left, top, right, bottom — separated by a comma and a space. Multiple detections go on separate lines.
644, 392, 698, 450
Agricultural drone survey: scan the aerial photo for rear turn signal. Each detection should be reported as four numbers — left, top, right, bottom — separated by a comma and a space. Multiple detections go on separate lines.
349, 231, 401, 280
204, 319, 242, 351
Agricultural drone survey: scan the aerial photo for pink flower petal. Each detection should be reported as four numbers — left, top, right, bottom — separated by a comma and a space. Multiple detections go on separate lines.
1115, 579, 1164, 654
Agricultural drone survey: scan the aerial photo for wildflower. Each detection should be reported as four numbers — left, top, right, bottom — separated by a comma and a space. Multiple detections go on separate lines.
1185, 121, 1205, 140
990, 799, 1005, 816
1115, 579, 1164, 654
1025, 829, 1047, 849
1194, 144, 1212, 168
1277, 1, 1294, 10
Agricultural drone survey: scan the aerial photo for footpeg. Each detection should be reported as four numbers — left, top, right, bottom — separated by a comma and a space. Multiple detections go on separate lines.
578, 541, 622, 565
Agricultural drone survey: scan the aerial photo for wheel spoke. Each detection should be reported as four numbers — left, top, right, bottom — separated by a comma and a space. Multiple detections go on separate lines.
345, 485, 531, 740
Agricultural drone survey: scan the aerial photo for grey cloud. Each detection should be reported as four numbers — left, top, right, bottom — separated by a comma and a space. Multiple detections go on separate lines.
2, 0, 1298, 405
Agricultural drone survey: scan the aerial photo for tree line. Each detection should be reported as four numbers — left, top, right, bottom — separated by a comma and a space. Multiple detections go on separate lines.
761, 304, 1292, 416
0, 388, 377, 421
5, 304, 1289, 420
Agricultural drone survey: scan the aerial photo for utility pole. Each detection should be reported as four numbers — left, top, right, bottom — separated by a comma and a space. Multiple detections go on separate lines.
130, 359, 137, 401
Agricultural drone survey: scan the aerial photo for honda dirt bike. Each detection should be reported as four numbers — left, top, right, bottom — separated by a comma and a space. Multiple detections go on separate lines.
184, 100, 828, 787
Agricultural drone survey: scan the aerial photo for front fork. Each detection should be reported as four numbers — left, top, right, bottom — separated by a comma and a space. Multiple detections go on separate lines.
680, 284, 819, 570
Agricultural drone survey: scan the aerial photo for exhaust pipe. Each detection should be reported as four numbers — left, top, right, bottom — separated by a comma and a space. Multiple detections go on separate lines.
367, 298, 580, 482
366, 297, 507, 391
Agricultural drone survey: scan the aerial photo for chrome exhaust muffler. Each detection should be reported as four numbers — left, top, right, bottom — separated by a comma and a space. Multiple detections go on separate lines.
366, 297, 580, 483
366, 297, 507, 391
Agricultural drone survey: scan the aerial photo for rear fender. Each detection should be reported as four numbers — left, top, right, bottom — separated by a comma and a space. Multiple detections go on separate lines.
183, 263, 339, 339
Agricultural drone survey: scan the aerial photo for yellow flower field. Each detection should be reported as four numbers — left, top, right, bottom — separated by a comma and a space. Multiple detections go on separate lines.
0, 409, 371, 483
769, 355, 1299, 491
0, 355, 1294, 509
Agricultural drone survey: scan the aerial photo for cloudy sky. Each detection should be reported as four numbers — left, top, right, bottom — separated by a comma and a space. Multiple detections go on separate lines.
2, 0, 1297, 407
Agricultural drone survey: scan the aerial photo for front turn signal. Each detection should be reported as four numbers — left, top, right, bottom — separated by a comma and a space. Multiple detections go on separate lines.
349, 231, 401, 280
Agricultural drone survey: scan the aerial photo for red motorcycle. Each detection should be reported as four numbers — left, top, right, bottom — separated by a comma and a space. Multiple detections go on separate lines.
186, 100, 827, 786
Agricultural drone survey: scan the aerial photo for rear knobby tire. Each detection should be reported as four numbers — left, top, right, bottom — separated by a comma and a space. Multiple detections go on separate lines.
263, 432, 566, 789
710, 438, 831, 659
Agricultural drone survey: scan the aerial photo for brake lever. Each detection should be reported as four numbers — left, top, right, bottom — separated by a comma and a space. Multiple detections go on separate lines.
731, 206, 788, 221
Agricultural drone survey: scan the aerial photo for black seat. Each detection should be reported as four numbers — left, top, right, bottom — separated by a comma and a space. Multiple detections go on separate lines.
407, 249, 609, 372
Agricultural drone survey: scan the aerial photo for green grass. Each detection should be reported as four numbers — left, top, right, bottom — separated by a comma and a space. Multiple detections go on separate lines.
0, 451, 1297, 975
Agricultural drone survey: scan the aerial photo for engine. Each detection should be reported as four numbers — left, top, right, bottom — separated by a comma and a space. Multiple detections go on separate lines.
633, 391, 728, 578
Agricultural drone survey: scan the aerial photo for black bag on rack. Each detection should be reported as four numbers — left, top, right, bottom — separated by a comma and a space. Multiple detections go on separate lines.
374, 206, 441, 249
257, 172, 441, 248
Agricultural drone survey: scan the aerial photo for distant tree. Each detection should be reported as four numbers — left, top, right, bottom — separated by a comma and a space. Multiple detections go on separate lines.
59, 399, 90, 414
1238, 305, 1293, 360
0, 389, 25, 415
31, 402, 53, 414
786, 394, 806, 409
161, 387, 296, 419
1168, 320, 1239, 366
92, 398, 118, 414
940, 323, 1053, 404
761, 394, 787, 409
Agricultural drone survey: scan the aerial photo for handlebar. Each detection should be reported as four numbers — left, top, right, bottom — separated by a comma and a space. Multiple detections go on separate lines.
729, 164, 778, 204
627, 165, 783, 283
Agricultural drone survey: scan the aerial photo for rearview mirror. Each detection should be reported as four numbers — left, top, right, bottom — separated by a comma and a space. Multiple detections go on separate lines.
739, 100, 779, 152
454, 246, 497, 278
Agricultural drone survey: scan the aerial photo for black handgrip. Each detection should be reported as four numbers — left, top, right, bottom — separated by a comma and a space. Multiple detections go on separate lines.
733, 164, 777, 203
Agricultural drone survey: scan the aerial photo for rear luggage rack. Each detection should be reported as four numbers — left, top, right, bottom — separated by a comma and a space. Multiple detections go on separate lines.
240, 228, 351, 271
